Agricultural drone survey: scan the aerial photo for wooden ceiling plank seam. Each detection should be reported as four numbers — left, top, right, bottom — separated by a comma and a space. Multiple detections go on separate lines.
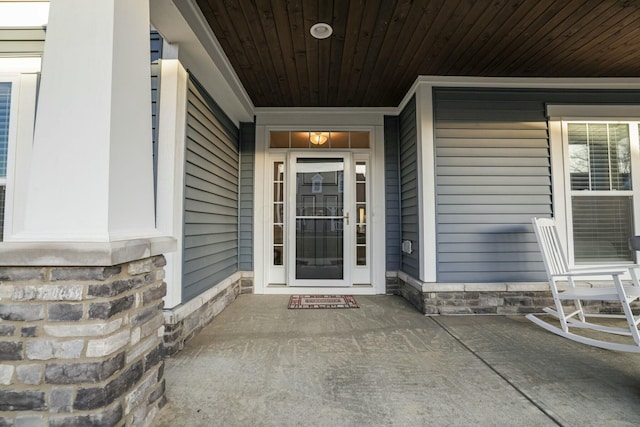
368, 0, 437, 107
270, 0, 302, 106
541, 4, 640, 76
516, 1, 617, 76
255, 0, 295, 106
569, 22, 640, 76
359, 0, 415, 106
326, 0, 350, 105
350, 0, 398, 106
317, 0, 333, 106
387, 0, 463, 104
236, 0, 287, 106
335, 0, 366, 104
342, 0, 381, 105
442, 0, 511, 75
430, 0, 499, 75
200, 0, 269, 103
500, 0, 594, 75
474, 0, 556, 75
595, 16, 640, 73
377, 0, 450, 106
287, 0, 311, 106
302, 0, 319, 106
455, 0, 529, 75
490, 0, 581, 75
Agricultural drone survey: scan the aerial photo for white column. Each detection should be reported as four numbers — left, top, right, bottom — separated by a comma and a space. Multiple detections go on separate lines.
155, 59, 188, 308
20, 0, 157, 242
416, 84, 437, 282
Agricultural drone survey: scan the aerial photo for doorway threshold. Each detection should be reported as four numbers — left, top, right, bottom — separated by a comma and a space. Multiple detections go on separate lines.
263, 284, 376, 295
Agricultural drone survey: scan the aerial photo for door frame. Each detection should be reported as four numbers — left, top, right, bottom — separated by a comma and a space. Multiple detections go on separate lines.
287, 151, 353, 287
253, 120, 386, 295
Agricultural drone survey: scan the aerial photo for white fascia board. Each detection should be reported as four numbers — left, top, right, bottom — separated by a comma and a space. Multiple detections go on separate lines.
398, 75, 640, 114
150, 0, 254, 124
0, 2, 49, 27
546, 104, 640, 119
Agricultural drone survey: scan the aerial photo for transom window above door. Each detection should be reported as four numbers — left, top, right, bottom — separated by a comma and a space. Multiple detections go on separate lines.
270, 131, 369, 149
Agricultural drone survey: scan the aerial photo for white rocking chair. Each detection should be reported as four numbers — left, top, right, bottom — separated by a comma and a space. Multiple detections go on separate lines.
527, 217, 640, 352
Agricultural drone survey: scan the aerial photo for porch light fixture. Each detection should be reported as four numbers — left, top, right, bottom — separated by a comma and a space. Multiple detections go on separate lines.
310, 23, 333, 39
310, 132, 329, 145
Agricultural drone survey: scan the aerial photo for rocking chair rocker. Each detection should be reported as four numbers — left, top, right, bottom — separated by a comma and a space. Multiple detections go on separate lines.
527, 217, 640, 352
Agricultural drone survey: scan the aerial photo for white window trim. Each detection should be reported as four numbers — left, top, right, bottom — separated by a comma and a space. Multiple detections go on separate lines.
548, 105, 640, 268
1, 73, 39, 241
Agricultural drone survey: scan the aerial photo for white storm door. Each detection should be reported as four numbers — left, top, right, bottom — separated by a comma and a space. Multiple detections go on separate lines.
288, 153, 352, 286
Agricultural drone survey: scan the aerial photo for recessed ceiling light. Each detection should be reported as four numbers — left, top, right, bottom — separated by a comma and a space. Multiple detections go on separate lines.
310, 23, 333, 39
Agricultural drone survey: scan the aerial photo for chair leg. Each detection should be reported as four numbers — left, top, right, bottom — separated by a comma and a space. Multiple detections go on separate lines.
552, 278, 570, 332
567, 277, 586, 324
613, 275, 640, 346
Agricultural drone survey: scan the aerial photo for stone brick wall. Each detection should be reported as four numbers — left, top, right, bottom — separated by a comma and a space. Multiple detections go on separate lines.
0, 256, 167, 426
163, 274, 252, 356
395, 273, 640, 315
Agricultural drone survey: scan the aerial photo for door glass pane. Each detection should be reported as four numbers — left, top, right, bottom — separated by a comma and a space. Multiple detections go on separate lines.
295, 158, 344, 280
355, 162, 367, 265
270, 131, 289, 148
273, 162, 284, 266
330, 132, 349, 148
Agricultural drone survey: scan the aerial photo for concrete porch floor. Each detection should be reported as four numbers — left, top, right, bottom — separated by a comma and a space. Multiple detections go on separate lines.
155, 295, 640, 426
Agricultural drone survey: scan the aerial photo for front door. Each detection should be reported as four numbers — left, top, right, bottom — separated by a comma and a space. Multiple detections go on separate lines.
288, 153, 351, 286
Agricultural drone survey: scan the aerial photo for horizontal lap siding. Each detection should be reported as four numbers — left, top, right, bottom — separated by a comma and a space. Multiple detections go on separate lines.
238, 122, 255, 271
183, 77, 239, 303
384, 116, 401, 271
433, 88, 640, 283
399, 96, 420, 278
434, 90, 550, 282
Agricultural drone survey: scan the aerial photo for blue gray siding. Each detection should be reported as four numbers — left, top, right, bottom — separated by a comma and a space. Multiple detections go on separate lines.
150, 30, 163, 62
384, 115, 401, 271
182, 76, 239, 303
150, 30, 163, 216
433, 88, 640, 283
238, 122, 255, 271
399, 96, 420, 278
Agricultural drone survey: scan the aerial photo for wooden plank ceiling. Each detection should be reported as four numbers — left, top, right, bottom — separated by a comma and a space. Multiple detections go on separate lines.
195, 0, 640, 108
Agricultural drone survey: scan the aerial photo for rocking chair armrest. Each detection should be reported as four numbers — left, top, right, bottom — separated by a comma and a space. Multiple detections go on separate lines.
552, 269, 627, 279
567, 264, 640, 274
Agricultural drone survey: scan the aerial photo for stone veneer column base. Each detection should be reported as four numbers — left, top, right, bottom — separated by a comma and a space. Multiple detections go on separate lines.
392, 271, 640, 315
162, 272, 253, 356
0, 256, 167, 427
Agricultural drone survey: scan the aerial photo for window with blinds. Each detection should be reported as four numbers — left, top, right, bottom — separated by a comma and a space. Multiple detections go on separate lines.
568, 123, 634, 264
0, 82, 11, 242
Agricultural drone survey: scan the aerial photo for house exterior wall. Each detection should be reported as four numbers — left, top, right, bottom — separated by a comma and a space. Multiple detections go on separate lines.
395, 85, 640, 314
398, 96, 420, 279
384, 116, 401, 272
433, 87, 640, 283
182, 76, 240, 303
239, 122, 255, 272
